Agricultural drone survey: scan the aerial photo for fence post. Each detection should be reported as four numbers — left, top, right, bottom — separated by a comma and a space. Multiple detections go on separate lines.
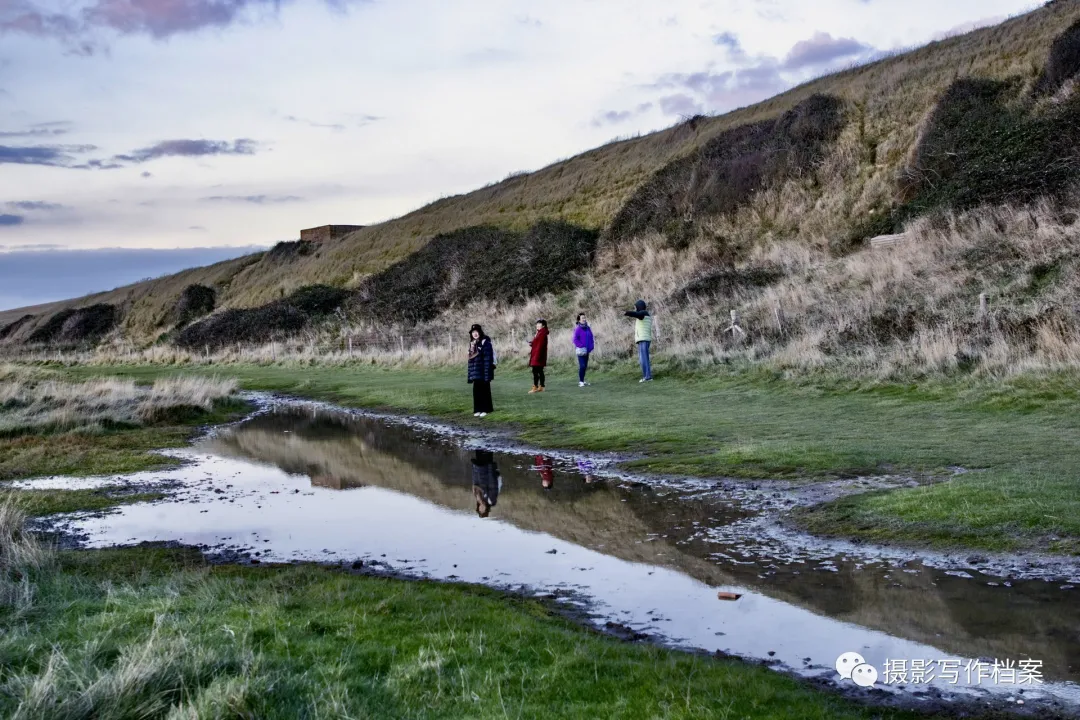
271, 340, 276, 361
979, 293, 987, 316
774, 305, 785, 335
348, 335, 353, 357
725, 310, 745, 339
399, 334, 405, 358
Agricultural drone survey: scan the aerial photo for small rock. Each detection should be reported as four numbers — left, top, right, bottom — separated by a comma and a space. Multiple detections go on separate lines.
767, 651, 776, 657
546, 549, 558, 554
352, 560, 364, 569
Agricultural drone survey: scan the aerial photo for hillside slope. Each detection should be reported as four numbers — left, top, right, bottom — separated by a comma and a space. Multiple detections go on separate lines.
4, 0, 1080, 377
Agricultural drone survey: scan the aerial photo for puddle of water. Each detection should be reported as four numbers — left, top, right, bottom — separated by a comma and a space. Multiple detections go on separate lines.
24, 403, 1080, 713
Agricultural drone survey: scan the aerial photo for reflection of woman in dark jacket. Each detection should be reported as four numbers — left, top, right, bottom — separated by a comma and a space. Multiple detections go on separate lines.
467, 324, 495, 417
471, 450, 501, 517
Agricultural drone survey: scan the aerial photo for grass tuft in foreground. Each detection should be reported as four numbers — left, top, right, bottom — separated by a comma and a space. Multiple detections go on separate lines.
0, 511, 928, 720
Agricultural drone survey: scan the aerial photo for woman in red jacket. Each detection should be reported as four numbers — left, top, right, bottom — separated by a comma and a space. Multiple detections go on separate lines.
528, 318, 549, 394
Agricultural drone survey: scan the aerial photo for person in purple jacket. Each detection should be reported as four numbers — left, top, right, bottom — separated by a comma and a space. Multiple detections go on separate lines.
572, 313, 595, 388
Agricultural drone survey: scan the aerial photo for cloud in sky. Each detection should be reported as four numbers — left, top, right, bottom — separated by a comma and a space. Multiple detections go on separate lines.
0, 138, 259, 170
201, 194, 303, 204
112, 138, 257, 163
781, 32, 872, 69
0, 214, 25, 226
0, 0, 370, 51
0, 143, 96, 167
604, 27, 879, 123
0, 120, 72, 138
7, 200, 65, 211
284, 113, 381, 131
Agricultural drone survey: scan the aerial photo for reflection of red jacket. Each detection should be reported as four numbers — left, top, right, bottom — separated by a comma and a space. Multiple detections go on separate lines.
529, 328, 549, 367
535, 455, 554, 484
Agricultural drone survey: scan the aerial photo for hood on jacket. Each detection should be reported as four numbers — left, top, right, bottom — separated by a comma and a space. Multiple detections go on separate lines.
634, 299, 647, 312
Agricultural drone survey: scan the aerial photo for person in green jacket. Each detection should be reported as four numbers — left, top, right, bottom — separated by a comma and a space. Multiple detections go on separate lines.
624, 299, 653, 382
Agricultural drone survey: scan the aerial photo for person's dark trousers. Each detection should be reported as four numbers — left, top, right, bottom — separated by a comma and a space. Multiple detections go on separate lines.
473, 381, 493, 413
577, 353, 589, 383
637, 341, 652, 380
531, 366, 545, 388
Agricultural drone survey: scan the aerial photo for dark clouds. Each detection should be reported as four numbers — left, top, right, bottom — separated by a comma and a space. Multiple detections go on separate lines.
0, 0, 369, 51
113, 138, 257, 163
6, 201, 65, 211
602, 30, 877, 121
0, 121, 72, 138
1, 138, 260, 169
0, 201, 67, 229
781, 32, 872, 70
0, 143, 96, 167
201, 194, 303, 204
592, 102, 653, 126
0, 245, 266, 310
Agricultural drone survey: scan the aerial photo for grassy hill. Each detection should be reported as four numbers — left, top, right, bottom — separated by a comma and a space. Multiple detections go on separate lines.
5, 1, 1080, 377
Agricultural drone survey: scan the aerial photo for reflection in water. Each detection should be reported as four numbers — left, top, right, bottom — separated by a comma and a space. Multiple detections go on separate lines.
29, 401, 1079, 709
577, 458, 598, 484
189, 407, 1080, 689
471, 450, 500, 517
533, 455, 555, 490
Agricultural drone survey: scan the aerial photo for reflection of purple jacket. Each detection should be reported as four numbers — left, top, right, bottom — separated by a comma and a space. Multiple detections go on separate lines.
572, 323, 595, 353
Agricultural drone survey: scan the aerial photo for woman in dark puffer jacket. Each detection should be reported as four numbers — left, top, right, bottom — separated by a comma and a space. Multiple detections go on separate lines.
467, 323, 496, 417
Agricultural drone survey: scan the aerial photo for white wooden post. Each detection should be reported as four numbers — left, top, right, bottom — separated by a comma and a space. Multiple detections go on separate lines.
979, 293, 987, 316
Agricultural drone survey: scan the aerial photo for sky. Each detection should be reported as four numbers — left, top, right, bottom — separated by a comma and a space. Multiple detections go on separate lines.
0, 0, 1040, 309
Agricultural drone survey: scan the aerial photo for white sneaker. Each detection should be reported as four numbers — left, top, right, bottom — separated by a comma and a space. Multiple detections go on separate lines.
639, 378, 647, 383
474, 412, 481, 417
478, 412, 488, 418
579, 381, 585, 387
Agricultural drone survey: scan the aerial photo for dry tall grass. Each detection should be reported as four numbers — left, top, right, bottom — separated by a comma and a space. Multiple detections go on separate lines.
0, 494, 54, 612
36, 200, 1078, 379
0, 372, 237, 435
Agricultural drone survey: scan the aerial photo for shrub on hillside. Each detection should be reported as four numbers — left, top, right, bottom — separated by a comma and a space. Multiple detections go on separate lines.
673, 266, 784, 304
607, 94, 846, 246
174, 285, 348, 349
266, 240, 314, 260
172, 284, 216, 327
0, 315, 33, 342
900, 77, 1080, 216
1034, 18, 1080, 96
28, 305, 116, 346
354, 220, 599, 323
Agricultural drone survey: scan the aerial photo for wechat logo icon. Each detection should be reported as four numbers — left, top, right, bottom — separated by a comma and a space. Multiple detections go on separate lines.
836, 652, 878, 688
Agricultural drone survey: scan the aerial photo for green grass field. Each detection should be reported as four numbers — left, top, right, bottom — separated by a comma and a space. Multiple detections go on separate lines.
61, 360, 1080, 554
0, 545, 931, 720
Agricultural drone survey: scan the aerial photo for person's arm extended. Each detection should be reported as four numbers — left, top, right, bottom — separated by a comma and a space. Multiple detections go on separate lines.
624, 310, 646, 319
